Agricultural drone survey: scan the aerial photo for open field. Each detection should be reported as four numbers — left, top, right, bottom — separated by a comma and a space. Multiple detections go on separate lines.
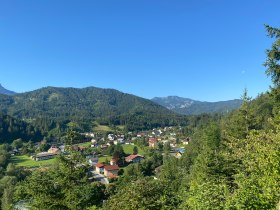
10, 155, 57, 168
116, 125, 125, 130
78, 141, 92, 147
123, 144, 146, 155
93, 125, 113, 132
98, 156, 112, 163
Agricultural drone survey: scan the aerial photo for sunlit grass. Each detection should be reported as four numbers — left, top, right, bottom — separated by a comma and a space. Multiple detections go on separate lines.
10, 155, 57, 168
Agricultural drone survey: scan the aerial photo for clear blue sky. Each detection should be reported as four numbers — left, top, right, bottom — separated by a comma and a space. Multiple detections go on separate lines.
0, 0, 279, 101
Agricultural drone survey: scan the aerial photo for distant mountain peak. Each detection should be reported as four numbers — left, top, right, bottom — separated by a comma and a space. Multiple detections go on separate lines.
0, 84, 16, 95
152, 96, 242, 115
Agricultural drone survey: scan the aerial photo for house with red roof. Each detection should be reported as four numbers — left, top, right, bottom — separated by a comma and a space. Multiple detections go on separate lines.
125, 154, 145, 164
95, 163, 105, 174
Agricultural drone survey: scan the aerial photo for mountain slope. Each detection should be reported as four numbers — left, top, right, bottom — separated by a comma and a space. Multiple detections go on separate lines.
0, 84, 16, 95
152, 96, 242, 115
0, 86, 177, 121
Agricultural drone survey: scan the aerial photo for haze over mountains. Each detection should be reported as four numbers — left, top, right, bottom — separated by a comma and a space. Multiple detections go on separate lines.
152, 96, 242, 115
0, 84, 16, 95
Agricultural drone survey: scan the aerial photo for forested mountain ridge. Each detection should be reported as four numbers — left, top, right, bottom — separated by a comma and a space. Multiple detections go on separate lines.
152, 96, 242, 115
0, 86, 175, 119
0, 86, 186, 132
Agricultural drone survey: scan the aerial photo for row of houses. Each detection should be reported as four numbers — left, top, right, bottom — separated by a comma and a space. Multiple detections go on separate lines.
94, 154, 145, 179
148, 137, 190, 148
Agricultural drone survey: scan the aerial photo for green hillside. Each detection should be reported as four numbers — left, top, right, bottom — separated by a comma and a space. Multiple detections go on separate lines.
0, 87, 185, 132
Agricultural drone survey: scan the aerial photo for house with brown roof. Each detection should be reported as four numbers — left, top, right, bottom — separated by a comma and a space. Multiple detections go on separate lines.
104, 165, 119, 178
125, 154, 144, 163
149, 138, 158, 148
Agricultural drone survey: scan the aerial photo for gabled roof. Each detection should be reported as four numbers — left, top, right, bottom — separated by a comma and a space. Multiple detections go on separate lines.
36, 152, 54, 158
95, 163, 105, 168
104, 165, 119, 171
125, 154, 144, 162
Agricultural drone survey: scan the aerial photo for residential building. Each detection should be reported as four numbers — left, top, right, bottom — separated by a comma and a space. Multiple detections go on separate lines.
125, 154, 144, 163
104, 165, 119, 178
110, 157, 119, 166
108, 134, 115, 141
34, 152, 55, 161
95, 163, 105, 174
48, 146, 61, 155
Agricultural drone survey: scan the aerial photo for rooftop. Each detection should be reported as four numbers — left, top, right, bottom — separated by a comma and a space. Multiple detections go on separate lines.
125, 154, 144, 162
95, 163, 105, 168
104, 165, 119, 171
36, 152, 54, 158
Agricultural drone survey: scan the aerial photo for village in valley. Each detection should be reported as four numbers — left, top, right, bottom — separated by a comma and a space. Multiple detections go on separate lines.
9, 126, 190, 184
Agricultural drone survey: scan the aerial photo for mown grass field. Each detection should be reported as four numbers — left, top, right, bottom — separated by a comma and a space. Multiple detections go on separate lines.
92, 122, 125, 133
77, 141, 92, 147
123, 144, 146, 155
10, 155, 57, 168
98, 156, 112, 163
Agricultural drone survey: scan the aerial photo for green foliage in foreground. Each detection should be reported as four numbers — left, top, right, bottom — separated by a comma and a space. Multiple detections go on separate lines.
15, 154, 105, 210
104, 177, 181, 210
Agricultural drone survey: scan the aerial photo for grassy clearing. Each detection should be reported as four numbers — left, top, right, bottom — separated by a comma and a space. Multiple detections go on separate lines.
98, 156, 112, 163
77, 142, 92, 147
116, 125, 125, 131
93, 125, 113, 132
10, 155, 57, 168
123, 144, 146, 155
